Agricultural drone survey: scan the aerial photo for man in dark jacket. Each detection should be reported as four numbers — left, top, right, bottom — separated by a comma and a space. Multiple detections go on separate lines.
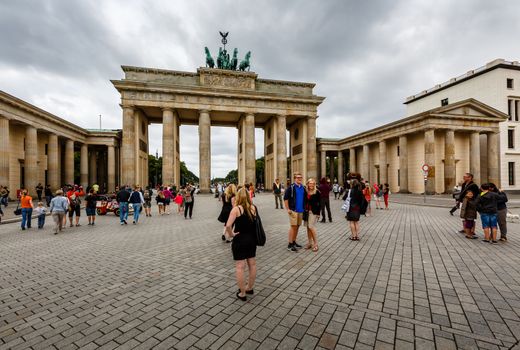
476, 183, 500, 243
284, 172, 307, 252
273, 178, 284, 209
117, 186, 131, 225
490, 183, 508, 241
318, 178, 332, 222
457, 173, 479, 233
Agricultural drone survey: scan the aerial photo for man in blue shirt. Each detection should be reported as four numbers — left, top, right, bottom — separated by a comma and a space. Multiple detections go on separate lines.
284, 172, 308, 252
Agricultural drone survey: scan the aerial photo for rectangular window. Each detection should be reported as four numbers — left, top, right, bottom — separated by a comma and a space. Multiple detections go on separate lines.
508, 99, 513, 120
508, 129, 515, 149
509, 162, 515, 186
398, 169, 400, 187
397, 146, 400, 157
507, 78, 514, 89
516, 100, 519, 122
441, 98, 449, 106
45, 144, 48, 155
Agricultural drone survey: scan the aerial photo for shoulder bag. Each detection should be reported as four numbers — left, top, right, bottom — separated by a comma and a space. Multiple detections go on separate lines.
254, 205, 266, 246
341, 190, 351, 213
14, 200, 21, 216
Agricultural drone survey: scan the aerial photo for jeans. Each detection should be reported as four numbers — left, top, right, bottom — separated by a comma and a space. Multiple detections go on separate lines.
184, 201, 193, 218
481, 213, 498, 229
132, 203, 142, 222
119, 202, 129, 223
1, 196, 7, 206
274, 193, 284, 209
45, 195, 52, 207
52, 212, 65, 233
21, 208, 32, 229
497, 208, 507, 237
38, 214, 45, 228
320, 197, 332, 221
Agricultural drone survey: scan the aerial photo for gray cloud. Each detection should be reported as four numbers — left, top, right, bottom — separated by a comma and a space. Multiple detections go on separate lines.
1, 0, 520, 177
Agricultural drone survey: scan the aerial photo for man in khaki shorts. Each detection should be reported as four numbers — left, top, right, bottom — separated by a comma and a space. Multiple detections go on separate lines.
284, 172, 307, 252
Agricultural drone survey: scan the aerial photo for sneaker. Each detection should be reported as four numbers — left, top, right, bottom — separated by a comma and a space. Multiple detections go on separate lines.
287, 243, 294, 251
482, 239, 490, 243
124, 220, 127, 225
293, 242, 302, 249
499, 237, 507, 241
120, 222, 124, 225
133, 221, 136, 225
91, 222, 95, 226
491, 240, 498, 244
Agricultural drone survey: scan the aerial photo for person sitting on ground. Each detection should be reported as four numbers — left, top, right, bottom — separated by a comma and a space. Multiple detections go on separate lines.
476, 183, 500, 244
460, 191, 478, 239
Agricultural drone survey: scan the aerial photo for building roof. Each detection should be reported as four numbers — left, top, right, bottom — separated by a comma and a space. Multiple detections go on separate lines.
404, 59, 520, 104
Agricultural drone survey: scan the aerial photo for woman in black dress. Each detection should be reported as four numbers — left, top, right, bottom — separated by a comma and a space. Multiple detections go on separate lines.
344, 179, 363, 241
225, 188, 257, 301
218, 184, 236, 242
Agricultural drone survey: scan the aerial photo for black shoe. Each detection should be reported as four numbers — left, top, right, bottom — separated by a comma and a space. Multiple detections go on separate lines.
482, 239, 490, 243
329, 219, 332, 223
238, 289, 254, 295
236, 292, 247, 301
123, 220, 127, 225
449, 211, 454, 216
293, 242, 302, 249
222, 234, 226, 241
21, 227, 25, 231
320, 220, 326, 223
287, 243, 293, 251
458, 230, 465, 234
499, 237, 507, 241
491, 240, 498, 244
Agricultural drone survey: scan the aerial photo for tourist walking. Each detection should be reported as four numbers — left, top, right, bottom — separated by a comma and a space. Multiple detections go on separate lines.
156, 189, 165, 215
85, 189, 97, 226
66, 185, 84, 227
490, 183, 508, 241
318, 177, 332, 222
117, 186, 131, 224
174, 191, 183, 214
362, 181, 372, 216
374, 184, 382, 209
35, 202, 47, 229
129, 185, 145, 224
332, 182, 340, 200
225, 188, 258, 301
383, 183, 390, 210
344, 179, 363, 240
477, 183, 500, 243
143, 188, 152, 217
284, 172, 307, 252
219, 184, 237, 242
20, 189, 33, 230
273, 178, 284, 209
183, 184, 195, 219
303, 178, 321, 252
35, 183, 43, 202
44, 184, 53, 206
49, 190, 69, 234
460, 190, 478, 239
163, 186, 172, 214
457, 173, 480, 234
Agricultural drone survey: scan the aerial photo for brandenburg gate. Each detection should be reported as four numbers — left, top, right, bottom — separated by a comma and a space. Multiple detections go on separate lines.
111, 66, 324, 192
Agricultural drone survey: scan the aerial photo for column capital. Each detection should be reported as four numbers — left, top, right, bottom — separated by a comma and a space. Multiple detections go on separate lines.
199, 109, 210, 114
161, 107, 174, 113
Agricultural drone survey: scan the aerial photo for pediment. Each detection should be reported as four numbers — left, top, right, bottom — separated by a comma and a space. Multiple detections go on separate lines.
432, 99, 508, 120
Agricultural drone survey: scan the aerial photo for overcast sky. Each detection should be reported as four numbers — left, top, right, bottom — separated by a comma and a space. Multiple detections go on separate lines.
2, 0, 520, 178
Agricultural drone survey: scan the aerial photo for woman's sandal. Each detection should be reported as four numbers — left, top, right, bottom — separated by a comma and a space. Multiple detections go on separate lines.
312, 245, 319, 252
304, 243, 312, 250
236, 292, 247, 301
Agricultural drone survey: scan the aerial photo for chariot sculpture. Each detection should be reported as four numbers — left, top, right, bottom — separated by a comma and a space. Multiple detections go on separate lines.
205, 32, 251, 72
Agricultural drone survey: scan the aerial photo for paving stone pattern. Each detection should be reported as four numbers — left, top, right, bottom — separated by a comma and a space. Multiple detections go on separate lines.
1, 194, 520, 349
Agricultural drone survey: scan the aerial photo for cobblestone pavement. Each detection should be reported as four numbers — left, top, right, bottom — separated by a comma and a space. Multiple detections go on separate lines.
1, 194, 520, 350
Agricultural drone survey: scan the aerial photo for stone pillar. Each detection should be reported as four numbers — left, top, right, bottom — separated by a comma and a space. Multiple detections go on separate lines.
25, 126, 38, 192
0, 117, 9, 188
80, 144, 88, 189
320, 151, 326, 180
444, 130, 456, 193
198, 110, 211, 192
338, 151, 344, 184
362, 144, 370, 181
276, 115, 287, 184
64, 139, 74, 185
107, 145, 116, 192
329, 155, 335, 180
89, 150, 97, 185
424, 129, 436, 194
48, 134, 59, 190
470, 131, 481, 185
162, 108, 175, 186
487, 132, 499, 185
121, 106, 136, 186
244, 113, 256, 185
399, 135, 408, 193
306, 117, 317, 179
379, 140, 387, 184
349, 148, 356, 173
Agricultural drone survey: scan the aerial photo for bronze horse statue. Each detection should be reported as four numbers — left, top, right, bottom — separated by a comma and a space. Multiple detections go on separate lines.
204, 47, 215, 68
216, 48, 223, 69
239, 51, 251, 71
230, 48, 238, 70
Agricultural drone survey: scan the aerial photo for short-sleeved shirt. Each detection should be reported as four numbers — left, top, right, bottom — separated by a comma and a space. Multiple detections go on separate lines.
21, 195, 33, 208
294, 184, 305, 213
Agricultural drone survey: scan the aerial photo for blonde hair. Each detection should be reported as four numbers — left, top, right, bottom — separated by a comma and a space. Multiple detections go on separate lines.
306, 178, 317, 195
236, 188, 254, 220
225, 184, 237, 202
37, 202, 44, 207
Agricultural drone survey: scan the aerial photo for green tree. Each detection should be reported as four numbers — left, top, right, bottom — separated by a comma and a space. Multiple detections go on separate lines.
225, 169, 238, 183
255, 157, 265, 184
180, 161, 199, 185
148, 154, 162, 186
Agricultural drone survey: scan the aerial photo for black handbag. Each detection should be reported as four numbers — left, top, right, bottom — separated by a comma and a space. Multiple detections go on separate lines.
302, 210, 309, 222
13, 200, 21, 216
254, 206, 266, 246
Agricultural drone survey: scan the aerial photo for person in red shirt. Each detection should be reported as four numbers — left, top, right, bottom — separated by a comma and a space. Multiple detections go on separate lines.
66, 185, 85, 227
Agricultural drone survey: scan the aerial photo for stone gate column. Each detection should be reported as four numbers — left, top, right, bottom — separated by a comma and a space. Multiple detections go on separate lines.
89, 150, 97, 185
349, 148, 356, 173
487, 132, 499, 185
320, 151, 326, 180
0, 117, 9, 188
244, 113, 256, 185
25, 126, 38, 192
306, 117, 317, 179
362, 144, 370, 181
107, 145, 116, 193
424, 129, 436, 194
48, 134, 59, 190
276, 115, 287, 184
329, 155, 335, 180
121, 106, 136, 186
80, 144, 88, 189
470, 132, 481, 185
162, 108, 175, 185
199, 110, 211, 192
379, 140, 387, 184
444, 130, 456, 193
399, 135, 408, 193
65, 139, 74, 185
338, 151, 344, 184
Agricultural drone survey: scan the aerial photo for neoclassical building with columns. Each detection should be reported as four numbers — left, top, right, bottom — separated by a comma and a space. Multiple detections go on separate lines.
317, 99, 507, 194
0, 91, 121, 200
